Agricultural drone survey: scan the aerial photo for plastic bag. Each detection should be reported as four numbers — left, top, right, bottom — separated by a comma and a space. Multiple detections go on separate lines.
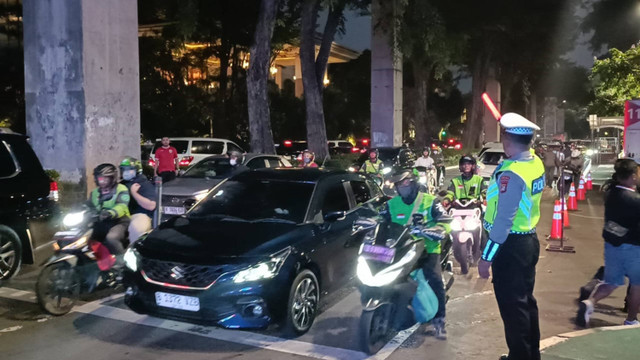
410, 269, 439, 323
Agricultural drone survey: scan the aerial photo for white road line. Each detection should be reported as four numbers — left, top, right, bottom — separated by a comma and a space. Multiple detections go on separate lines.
0, 287, 37, 303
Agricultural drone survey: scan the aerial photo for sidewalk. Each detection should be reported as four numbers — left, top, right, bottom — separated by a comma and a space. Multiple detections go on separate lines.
541, 325, 640, 360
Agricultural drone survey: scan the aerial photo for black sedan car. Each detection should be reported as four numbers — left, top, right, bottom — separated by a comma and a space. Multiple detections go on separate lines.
123, 168, 386, 335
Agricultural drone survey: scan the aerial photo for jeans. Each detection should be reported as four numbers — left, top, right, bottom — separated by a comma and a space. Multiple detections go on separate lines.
420, 252, 445, 319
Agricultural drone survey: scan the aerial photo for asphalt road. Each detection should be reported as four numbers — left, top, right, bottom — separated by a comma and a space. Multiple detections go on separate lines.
0, 186, 629, 360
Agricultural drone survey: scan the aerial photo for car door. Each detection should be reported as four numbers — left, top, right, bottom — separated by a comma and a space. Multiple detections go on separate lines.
245, 157, 268, 169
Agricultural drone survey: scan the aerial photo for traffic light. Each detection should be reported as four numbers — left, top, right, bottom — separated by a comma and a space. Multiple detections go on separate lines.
441, 131, 446, 136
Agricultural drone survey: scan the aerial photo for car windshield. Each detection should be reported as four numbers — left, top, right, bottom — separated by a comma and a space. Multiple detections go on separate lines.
188, 178, 315, 223
480, 151, 505, 165
182, 158, 234, 178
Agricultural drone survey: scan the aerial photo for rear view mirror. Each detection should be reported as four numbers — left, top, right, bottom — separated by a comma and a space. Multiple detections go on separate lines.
323, 211, 346, 222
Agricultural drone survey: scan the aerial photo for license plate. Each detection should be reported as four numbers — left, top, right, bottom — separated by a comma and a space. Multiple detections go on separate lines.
361, 244, 396, 264
163, 206, 185, 215
155, 291, 200, 312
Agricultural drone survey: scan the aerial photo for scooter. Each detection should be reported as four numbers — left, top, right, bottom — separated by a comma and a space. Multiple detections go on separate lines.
36, 209, 128, 315
449, 198, 483, 275
355, 217, 454, 354
414, 166, 438, 195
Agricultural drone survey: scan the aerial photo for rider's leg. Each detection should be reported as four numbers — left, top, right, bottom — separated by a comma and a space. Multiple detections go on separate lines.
420, 253, 447, 339
104, 223, 127, 256
128, 213, 152, 244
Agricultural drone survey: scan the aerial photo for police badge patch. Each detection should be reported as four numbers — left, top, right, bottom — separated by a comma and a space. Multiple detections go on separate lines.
499, 176, 510, 193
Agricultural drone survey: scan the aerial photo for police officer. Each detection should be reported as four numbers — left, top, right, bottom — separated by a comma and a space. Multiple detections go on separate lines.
359, 148, 384, 177
381, 170, 451, 339
477, 113, 545, 360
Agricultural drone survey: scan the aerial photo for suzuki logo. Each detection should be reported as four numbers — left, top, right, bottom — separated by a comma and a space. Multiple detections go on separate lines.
170, 266, 185, 280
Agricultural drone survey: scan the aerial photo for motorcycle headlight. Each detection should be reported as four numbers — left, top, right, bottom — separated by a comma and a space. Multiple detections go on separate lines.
586, 149, 594, 156
63, 212, 85, 228
124, 247, 140, 272
382, 167, 392, 175
348, 166, 356, 172
233, 248, 291, 283
450, 218, 463, 231
193, 190, 209, 202
418, 177, 427, 184
357, 244, 418, 287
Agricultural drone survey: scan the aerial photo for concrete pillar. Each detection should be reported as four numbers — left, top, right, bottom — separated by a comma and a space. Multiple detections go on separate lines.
23, 0, 140, 199
543, 97, 558, 138
371, 0, 402, 147
483, 73, 501, 143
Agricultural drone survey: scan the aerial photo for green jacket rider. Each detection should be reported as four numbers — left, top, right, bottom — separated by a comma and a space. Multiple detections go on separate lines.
444, 155, 487, 204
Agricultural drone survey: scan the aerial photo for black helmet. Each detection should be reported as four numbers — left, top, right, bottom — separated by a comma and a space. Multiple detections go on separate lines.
93, 163, 118, 188
459, 154, 477, 173
389, 170, 417, 185
368, 148, 378, 157
422, 146, 431, 156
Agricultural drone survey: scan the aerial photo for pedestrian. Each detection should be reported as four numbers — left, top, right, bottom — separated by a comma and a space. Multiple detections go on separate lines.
564, 147, 584, 189
119, 157, 157, 243
155, 137, 179, 183
542, 144, 557, 188
300, 149, 319, 168
478, 113, 545, 360
577, 158, 640, 327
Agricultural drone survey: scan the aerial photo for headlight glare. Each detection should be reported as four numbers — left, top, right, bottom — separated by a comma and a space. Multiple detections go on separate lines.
124, 248, 139, 272
193, 190, 208, 201
63, 212, 85, 228
382, 167, 392, 175
450, 219, 463, 231
233, 248, 291, 283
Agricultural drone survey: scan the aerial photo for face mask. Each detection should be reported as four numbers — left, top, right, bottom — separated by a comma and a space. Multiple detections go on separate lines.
123, 170, 136, 181
396, 184, 417, 203
304, 156, 312, 164
230, 159, 237, 166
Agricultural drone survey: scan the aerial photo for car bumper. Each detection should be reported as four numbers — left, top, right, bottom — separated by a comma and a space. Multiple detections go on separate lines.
123, 268, 290, 329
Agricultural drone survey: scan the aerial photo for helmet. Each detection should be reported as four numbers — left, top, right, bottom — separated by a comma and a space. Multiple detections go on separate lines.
93, 163, 118, 189
120, 156, 142, 174
368, 148, 378, 158
459, 154, 477, 173
227, 150, 244, 164
422, 146, 431, 156
389, 170, 417, 185
390, 170, 419, 203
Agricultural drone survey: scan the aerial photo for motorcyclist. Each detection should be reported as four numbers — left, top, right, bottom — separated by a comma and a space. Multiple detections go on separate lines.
380, 170, 451, 339
443, 155, 487, 206
414, 146, 435, 169
300, 149, 319, 168
359, 148, 384, 177
88, 163, 130, 258
120, 157, 156, 243
228, 150, 250, 174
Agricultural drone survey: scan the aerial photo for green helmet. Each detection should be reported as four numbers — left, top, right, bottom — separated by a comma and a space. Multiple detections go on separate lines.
120, 156, 142, 174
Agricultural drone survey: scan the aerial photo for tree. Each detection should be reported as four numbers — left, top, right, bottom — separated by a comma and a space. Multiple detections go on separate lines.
589, 46, 640, 116
247, 0, 281, 153
582, 0, 640, 53
0, 2, 24, 132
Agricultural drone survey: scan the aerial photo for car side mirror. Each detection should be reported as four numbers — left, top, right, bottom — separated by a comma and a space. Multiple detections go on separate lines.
323, 211, 346, 222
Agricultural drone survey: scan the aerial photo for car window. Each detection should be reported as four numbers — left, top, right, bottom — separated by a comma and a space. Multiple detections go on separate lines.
153, 140, 189, 154
366, 178, 384, 198
227, 142, 244, 153
0, 141, 17, 177
189, 178, 314, 224
350, 180, 371, 205
480, 151, 505, 165
267, 158, 281, 168
338, 141, 352, 148
321, 181, 350, 214
246, 158, 267, 169
191, 141, 225, 154
182, 158, 233, 178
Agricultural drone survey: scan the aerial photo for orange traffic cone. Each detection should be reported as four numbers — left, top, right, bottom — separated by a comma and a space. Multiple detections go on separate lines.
563, 200, 570, 228
577, 177, 586, 201
549, 200, 563, 240
586, 172, 593, 190
568, 183, 578, 211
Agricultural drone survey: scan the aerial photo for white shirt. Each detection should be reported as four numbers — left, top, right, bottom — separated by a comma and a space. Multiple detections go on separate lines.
415, 156, 434, 169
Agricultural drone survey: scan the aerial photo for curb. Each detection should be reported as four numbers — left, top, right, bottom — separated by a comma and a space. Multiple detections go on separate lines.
539, 323, 640, 351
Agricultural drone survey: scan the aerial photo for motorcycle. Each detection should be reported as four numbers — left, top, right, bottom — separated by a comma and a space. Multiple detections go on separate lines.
36, 209, 128, 315
448, 198, 484, 275
354, 217, 454, 354
414, 166, 438, 195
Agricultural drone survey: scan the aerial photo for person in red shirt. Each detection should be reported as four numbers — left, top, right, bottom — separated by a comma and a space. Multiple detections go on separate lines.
155, 137, 179, 183
300, 150, 318, 168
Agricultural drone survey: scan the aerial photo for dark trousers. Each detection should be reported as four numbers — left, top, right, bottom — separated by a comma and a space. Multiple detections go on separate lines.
492, 233, 540, 360
420, 253, 445, 319
159, 171, 176, 183
544, 166, 555, 187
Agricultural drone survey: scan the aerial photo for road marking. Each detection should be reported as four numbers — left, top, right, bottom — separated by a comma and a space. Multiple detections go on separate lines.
448, 290, 494, 303
567, 213, 603, 220
0, 325, 23, 333
0, 287, 37, 303
540, 323, 640, 351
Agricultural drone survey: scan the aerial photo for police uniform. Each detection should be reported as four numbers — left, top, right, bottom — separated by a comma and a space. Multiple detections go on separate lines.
480, 113, 545, 360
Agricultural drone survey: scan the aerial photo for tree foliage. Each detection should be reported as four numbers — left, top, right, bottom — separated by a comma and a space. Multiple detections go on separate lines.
582, 0, 640, 53
589, 46, 640, 116
0, 2, 24, 132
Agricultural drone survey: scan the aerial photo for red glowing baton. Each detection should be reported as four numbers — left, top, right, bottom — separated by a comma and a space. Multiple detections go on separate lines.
482, 92, 502, 121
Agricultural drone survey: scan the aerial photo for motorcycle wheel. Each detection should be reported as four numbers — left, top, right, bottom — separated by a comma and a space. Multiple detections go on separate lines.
36, 262, 80, 316
452, 240, 469, 275
360, 304, 394, 355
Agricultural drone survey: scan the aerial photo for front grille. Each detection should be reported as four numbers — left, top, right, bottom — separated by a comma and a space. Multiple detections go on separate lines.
141, 258, 226, 288
162, 195, 193, 207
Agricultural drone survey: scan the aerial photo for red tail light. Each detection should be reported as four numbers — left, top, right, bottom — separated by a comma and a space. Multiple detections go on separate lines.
351, 147, 360, 153
179, 156, 194, 167
431, 143, 438, 149
284, 140, 292, 147
454, 144, 462, 150
49, 181, 59, 202
448, 139, 454, 144
148, 158, 156, 167
362, 139, 369, 145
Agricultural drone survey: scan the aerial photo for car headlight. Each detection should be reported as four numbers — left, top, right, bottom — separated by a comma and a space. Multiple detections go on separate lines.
450, 218, 463, 231
586, 149, 594, 156
62, 236, 88, 250
124, 248, 139, 272
348, 166, 356, 172
233, 248, 291, 283
357, 244, 418, 287
193, 190, 209, 202
382, 167, 392, 175
63, 212, 85, 228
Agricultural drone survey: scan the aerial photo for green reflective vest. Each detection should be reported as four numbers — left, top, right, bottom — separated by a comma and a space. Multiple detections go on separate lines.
484, 156, 545, 233
447, 175, 485, 201
360, 159, 384, 175
90, 184, 131, 219
387, 193, 442, 254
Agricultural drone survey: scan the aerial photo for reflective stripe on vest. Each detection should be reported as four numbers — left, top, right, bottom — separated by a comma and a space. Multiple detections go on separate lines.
484, 156, 545, 233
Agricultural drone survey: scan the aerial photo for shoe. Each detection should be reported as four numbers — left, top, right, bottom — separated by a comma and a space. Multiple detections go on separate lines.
576, 299, 594, 327
623, 319, 639, 326
433, 317, 447, 340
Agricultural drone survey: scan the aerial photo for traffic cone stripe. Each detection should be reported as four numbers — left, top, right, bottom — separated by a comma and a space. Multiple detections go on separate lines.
549, 200, 563, 240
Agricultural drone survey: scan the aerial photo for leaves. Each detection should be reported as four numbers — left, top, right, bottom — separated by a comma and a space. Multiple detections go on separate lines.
589, 46, 640, 116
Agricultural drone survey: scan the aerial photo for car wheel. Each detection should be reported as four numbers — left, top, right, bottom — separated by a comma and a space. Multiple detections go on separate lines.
283, 269, 319, 337
0, 225, 22, 281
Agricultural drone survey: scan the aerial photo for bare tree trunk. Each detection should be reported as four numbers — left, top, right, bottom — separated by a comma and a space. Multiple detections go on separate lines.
247, 0, 280, 154
464, 53, 490, 148
412, 58, 431, 148
315, 2, 345, 88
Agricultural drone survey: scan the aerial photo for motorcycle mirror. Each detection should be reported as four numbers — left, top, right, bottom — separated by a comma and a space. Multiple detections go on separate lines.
323, 211, 346, 223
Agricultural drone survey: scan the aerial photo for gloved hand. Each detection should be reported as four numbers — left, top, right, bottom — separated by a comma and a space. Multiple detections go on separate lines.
411, 214, 424, 226
99, 209, 114, 221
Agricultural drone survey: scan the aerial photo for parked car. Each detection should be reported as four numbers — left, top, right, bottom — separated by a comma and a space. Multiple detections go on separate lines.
123, 168, 387, 335
351, 147, 416, 173
149, 137, 245, 169
477, 148, 506, 182
161, 154, 291, 221
327, 140, 357, 155
0, 130, 60, 282
276, 140, 308, 162
356, 138, 371, 151
478, 142, 502, 158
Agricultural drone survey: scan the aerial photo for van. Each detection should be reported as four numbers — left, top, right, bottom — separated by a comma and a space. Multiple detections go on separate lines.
149, 137, 245, 168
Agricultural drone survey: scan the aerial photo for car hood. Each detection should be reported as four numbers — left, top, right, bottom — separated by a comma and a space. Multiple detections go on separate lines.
161, 177, 224, 197
135, 217, 308, 264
